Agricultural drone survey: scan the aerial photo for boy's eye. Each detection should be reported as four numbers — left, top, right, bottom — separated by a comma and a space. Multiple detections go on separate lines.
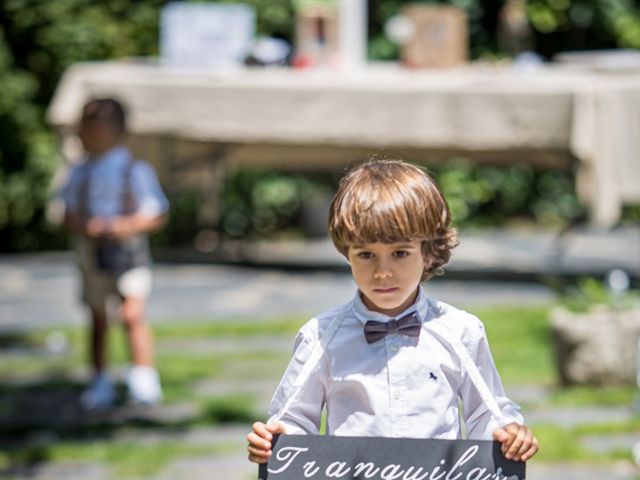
393, 250, 409, 258
357, 251, 374, 259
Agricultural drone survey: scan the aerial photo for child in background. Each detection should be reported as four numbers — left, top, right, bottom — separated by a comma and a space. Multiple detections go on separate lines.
60, 98, 168, 409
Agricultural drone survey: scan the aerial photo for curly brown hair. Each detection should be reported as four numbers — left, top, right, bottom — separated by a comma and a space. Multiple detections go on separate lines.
328, 159, 458, 280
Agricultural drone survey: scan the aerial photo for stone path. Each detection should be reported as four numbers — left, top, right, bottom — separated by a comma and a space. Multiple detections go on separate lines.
0, 252, 555, 331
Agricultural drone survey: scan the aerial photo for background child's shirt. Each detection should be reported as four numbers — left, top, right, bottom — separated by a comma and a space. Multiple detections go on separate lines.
268, 287, 523, 440
60, 145, 169, 220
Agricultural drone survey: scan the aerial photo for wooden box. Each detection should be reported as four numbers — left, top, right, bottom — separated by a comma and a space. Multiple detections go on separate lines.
401, 5, 468, 69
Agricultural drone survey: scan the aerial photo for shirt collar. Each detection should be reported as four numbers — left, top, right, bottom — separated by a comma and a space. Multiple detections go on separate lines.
352, 285, 430, 325
84, 144, 129, 165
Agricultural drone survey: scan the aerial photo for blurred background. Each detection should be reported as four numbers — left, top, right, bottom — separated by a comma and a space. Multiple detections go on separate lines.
1, 0, 640, 479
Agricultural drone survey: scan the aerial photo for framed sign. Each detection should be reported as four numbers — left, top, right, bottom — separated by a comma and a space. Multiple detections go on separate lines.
259, 435, 525, 480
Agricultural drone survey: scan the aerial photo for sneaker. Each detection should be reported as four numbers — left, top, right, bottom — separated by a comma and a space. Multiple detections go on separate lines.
126, 366, 163, 405
80, 373, 115, 410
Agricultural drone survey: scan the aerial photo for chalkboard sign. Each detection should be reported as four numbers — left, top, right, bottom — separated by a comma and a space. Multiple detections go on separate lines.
259, 434, 525, 480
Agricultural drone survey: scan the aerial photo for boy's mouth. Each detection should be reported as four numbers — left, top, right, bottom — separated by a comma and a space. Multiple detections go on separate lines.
373, 287, 398, 294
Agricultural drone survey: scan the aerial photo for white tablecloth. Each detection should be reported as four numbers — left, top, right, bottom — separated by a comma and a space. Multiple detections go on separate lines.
47, 61, 640, 226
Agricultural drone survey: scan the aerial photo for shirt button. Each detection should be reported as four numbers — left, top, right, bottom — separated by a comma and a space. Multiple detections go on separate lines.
390, 345, 399, 352
394, 393, 401, 400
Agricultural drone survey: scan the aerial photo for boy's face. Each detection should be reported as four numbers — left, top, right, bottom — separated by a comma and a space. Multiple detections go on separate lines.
347, 240, 426, 317
78, 119, 121, 156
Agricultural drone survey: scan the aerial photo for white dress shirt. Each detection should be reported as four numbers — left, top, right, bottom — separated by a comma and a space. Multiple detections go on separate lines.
268, 286, 523, 440
60, 145, 169, 219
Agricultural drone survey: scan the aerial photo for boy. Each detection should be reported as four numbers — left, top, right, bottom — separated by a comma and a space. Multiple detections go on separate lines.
59, 98, 168, 409
247, 160, 539, 463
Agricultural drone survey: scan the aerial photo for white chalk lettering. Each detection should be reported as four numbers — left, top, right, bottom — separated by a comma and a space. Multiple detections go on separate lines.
267, 446, 309, 474
429, 460, 447, 480
402, 466, 430, 480
303, 461, 320, 478
466, 468, 492, 480
326, 461, 351, 478
266, 439, 519, 480
354, 462, 380, 478
380, 464, 405, 480
445, 445, 480, 480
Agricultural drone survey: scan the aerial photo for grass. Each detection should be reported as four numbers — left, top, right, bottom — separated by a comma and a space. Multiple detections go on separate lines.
473, 306, 555, 385
0, 438, 230, 478
1, 306, 639, 476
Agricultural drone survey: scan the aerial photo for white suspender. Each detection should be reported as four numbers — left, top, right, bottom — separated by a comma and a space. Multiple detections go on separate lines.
428, 321, 506, 425
269, 304, 350, 425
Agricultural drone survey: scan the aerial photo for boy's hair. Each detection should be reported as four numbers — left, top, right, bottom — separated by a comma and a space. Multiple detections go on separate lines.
81, 97, 127, 134
328, 159, 458, 280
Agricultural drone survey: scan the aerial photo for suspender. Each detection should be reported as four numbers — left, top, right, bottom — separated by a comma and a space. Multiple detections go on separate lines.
269, 304, 351, 425
270, 304, 505, 427
77, 153, 137, 220
428, 321, 506, 424
121, 156, 137, 215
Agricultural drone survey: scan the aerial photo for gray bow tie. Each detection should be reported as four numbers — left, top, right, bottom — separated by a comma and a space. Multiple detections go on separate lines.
363, 312, 421, 344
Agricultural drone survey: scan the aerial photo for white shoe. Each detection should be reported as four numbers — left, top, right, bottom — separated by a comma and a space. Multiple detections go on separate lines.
80, 373, 115, 410
126, 366, 163, 405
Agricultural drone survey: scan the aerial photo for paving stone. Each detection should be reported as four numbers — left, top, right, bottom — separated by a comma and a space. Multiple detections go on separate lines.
158, 452, 255, 480
525, 405, 637, 428
506, 384, 553, 407
156, 335, 293, 356
582, 433, 640, 454
0, 462, 110, 480
193, 378, 277, 412
527, 461, 639, 480
113, 425, 249, 448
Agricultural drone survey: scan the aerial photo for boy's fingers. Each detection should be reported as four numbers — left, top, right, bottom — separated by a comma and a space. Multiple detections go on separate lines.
520, 436, 540, 462
492, 428, 508, 443
248, 451, 270, 464
247, 432, 271, 451
267, 422, 286, 434
247, 445, 271, 458
505, 427, 527, 460
252, 422, 273, 440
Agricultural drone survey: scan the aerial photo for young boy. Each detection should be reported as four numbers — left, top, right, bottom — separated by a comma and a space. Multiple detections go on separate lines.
247, 160, 538, 463
59, 98, 168, 409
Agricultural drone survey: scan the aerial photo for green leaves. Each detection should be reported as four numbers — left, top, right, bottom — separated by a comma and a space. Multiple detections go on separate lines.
431, 160, 585, 228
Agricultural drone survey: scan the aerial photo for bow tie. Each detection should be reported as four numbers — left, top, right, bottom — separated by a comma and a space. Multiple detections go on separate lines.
363, 312, 422, 344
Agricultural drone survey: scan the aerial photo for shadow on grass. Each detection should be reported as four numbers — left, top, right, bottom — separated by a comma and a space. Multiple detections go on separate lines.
202, 396, 259, 424
0, 376, 258, 474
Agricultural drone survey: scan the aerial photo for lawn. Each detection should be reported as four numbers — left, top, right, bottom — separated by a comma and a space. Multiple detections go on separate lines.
0, 305, 638, 476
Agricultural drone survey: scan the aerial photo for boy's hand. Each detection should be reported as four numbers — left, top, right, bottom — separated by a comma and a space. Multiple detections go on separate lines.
85, 217, 109, 237
493, 422, 539, 462
247, 421, 286, 464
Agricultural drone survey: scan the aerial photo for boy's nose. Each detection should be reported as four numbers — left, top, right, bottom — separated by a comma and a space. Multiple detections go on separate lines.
373, 262, 393, 279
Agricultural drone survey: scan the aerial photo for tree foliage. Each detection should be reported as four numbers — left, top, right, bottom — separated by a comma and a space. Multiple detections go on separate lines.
0, 0, 164, 250
0, 0, 638, 251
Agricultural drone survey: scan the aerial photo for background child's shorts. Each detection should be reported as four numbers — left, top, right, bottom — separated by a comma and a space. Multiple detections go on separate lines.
75, 236, 153, 309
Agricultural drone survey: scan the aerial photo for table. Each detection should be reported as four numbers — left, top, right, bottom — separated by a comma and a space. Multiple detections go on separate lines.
47, 60, 640, 226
